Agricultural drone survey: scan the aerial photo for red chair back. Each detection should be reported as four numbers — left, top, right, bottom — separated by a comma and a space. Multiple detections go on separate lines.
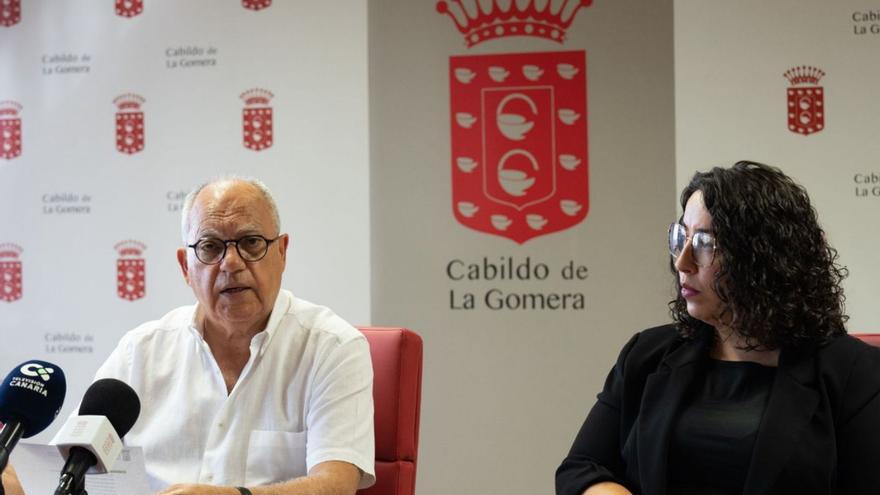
357, 327, 423, 495
854, 333, 880, 347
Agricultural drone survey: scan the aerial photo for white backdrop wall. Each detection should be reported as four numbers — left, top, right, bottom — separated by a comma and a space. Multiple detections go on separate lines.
675, 0, 880, 332
0, 0, 371, 442
11, 1, 859, 495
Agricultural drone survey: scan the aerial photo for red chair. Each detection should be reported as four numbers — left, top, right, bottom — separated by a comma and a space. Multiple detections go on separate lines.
357, 328, 423, 495
854, 333, 880, 347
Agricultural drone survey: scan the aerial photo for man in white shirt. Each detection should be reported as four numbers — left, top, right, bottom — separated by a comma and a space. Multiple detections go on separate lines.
96, 177, 374, 495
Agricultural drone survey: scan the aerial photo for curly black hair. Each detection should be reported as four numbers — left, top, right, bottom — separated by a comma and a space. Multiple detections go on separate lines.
669, 160, 848, 350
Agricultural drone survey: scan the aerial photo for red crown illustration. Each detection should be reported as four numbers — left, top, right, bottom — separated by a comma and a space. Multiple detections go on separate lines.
436, 0, 592, 47
115, 240, 146, 257
784, 66, 825, 86
0, 101, 22, 118
241, 88, 274, 107
113, 94, 145, 111
0, 243, 23, 259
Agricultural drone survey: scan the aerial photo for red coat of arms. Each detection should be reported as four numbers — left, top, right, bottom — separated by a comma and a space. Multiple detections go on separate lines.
241, 88, 274, 151
784, 66, 825, 136
114, 94, 145, 154
1, 0, 21, 27
448, 51, 588, 243
0, 101, 22, 160
0, 243, 23, 302
242, 0, 271, 11
115, 0, 143, 18
115, 240, 146, 301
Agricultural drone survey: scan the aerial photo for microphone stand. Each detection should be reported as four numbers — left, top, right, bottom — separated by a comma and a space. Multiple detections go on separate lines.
54, 469, 88, 495
0, 421, 24, 472
74, 474, 87, 495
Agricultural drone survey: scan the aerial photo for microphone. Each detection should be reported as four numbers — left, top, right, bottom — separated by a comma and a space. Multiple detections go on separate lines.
0, 360, 67, 471
51, 378, 140, 495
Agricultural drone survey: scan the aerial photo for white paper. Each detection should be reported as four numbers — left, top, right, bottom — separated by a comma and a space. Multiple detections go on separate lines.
10, 442, 151, 495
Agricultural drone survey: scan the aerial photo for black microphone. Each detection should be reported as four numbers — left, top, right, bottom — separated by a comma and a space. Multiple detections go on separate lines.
0, 360, 67, 471
51, 378, 140, 495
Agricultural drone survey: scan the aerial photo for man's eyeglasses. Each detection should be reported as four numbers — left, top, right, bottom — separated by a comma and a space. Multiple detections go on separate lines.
668, 223, 717, 267
187, 235, 282, 265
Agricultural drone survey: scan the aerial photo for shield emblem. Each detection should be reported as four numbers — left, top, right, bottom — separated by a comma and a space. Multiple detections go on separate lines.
116, 240, 146, 301
117, 258, 145, 301
243, 107, 273, 151
449, 50, 588, 243
0, 0, 21, 27
0, 260, 22, 302
0, 244, 22, 302
787, 86, 824, 135
115, 0, 143, 17
242, 0, 271, 10
0, 116, 21, 160
116, 111, 145, 154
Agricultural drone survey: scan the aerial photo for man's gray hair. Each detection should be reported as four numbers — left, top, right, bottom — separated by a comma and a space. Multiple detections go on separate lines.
180, 175, 281, 243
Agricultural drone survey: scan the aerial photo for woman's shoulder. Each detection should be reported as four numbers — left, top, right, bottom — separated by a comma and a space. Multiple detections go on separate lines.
615, 324, 689, 370
635, 323, 682, 344
630, 323, 687, 353
816, 333, 880, 366
813, 334, 880, 407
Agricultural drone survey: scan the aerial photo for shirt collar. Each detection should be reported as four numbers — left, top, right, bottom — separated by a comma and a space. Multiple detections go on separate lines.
187, 289, 292, 350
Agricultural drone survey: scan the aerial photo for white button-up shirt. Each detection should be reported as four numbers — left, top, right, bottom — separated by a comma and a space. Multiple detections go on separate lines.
95, 290, 375, 492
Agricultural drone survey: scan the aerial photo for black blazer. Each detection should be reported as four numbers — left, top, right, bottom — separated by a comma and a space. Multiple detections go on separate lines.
556, 325, 880, 495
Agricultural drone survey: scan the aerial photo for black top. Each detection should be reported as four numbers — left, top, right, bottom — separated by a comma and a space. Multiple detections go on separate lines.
667, 360, 776, 495
555, 325, 880, 495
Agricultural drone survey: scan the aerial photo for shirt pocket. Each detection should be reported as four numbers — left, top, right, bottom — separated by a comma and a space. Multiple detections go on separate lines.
244, 429, 308, 486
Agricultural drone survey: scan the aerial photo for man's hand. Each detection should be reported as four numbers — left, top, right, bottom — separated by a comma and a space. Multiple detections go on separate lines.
156, 484, 238, 495
583, 481, 633, 495
1, 464, 26, 495
155, 461, 361, 495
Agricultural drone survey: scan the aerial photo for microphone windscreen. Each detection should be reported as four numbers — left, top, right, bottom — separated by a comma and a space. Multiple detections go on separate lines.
78, 378, 140, 437
0, 360, 66, 437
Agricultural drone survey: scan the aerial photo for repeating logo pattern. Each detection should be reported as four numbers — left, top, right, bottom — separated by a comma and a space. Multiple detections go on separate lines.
436, 0, 592, 47
0, 0, 20, 27
115, 240, 146, 301
115, 0, 143, 18
784, 66, 825, 136
241, 88, 274, 151
0, 101, 22, 160
0, 243, 23, 302
449, 51, 588, 243
242, 0, 272, 11
114, 94, 145, 154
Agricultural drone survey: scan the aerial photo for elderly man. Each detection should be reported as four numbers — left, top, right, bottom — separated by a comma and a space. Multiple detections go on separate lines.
93, 177, 374, 494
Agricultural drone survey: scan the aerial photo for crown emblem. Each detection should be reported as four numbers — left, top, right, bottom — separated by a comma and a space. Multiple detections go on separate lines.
784, 66, 825, 86
0, 243, 23, 259
0, 101, 22, 118
113, 94, 145, 112
240, 88, 274, 106
436, 0, 592, 47
115, 240, 146, 257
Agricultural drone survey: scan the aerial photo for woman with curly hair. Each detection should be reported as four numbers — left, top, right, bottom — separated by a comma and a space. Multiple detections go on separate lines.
556, 161, 880, 495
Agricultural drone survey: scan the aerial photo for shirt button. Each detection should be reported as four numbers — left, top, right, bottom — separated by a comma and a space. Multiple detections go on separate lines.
203, 473, 213, 482
218, 422, 224, 428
